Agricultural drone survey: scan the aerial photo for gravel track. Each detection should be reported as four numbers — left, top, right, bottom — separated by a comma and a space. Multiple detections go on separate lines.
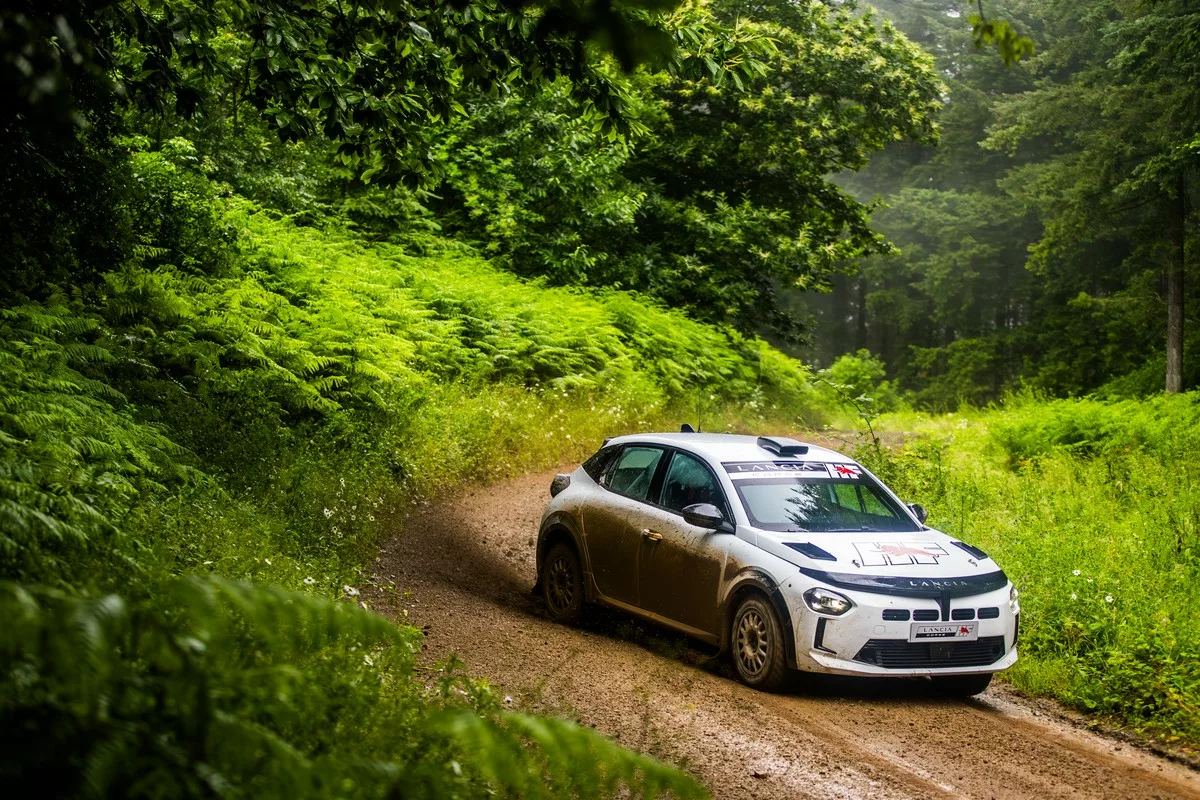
374, 470, 1200, 800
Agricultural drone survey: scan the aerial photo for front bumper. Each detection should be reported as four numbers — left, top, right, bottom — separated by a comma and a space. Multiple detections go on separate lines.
787, 582, 1019, 677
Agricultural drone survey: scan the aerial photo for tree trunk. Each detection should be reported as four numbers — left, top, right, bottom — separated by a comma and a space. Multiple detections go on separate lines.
855, 276, 868, 352
830, 274, 849, 359
1166, 174, 1186, 393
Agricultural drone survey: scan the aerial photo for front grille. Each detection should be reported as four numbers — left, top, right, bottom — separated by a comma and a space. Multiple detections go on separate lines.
978, 606, 1000, 619
854, 636, 1007, 669
913, 609, 939, 621
882, 609, 911, 621
951, 608, 976, 620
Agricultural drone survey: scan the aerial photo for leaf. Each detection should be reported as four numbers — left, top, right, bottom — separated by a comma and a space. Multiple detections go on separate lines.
408, 21, 432, 42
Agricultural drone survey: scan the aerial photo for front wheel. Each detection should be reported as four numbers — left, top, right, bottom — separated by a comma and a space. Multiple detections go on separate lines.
542, 542, 584, 625
730, 595, 788, 691
931, 672, 993, 697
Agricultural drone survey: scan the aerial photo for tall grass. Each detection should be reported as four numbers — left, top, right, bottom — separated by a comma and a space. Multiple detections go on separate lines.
863, 393, 1200, 744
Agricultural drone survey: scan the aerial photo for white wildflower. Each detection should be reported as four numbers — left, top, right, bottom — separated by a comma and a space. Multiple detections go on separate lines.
324, 508, 333, 518
303, 577, 316, 586
1070, 593, 1077, 600
364, 654, 374, 666
1072, 569, 1081, 576
264, 558, 271, 565
1105, 595, 1114, 603
343, 584, 360, 597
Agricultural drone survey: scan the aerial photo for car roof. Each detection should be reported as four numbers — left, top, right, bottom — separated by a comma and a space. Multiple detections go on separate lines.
604, 432, 855, 465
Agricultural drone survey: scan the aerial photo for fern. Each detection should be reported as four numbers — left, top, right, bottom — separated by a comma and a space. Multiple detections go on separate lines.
0, 169, 827, 798
0, 579, 707, 799
0, 301, 186, 586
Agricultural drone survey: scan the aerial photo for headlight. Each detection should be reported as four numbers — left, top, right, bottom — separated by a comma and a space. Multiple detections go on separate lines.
803, 587, 853, 616
1009, 585, 1020, 614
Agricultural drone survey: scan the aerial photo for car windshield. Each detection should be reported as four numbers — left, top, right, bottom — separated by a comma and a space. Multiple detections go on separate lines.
734, 477, 920, 533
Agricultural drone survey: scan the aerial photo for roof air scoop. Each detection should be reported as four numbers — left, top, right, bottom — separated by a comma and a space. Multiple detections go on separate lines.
757, 436, 809, 457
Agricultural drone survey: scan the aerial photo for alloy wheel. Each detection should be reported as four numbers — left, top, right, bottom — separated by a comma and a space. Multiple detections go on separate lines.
736, 607, 770, 677
546, 553, 576, 614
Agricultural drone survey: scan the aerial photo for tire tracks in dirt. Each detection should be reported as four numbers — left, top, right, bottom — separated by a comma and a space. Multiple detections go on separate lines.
372, 470, 1200, 800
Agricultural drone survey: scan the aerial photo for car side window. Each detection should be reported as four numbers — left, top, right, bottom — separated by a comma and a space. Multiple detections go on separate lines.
582, 445, 619, 481
660, 451, 727, 516
603, 446, 665, 502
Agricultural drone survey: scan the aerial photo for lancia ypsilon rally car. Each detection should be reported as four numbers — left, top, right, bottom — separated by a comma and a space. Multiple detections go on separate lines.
534, 431, 1018, 695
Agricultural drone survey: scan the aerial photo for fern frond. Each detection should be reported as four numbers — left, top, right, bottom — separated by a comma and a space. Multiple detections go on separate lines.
429, 709, 709, 800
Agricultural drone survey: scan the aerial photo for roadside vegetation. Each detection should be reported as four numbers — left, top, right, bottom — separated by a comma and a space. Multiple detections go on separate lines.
848, 394, 1200, 746
0, 134, 824, 796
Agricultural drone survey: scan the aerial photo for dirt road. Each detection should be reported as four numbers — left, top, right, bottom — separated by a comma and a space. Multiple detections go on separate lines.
374, 470, 1200, 799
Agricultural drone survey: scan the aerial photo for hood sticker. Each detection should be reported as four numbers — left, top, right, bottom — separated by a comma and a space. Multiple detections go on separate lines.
854, 541, 949, 567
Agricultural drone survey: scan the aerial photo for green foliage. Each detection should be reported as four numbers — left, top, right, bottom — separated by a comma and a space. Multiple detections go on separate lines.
420, 0, 943, 342
0, 577, 706, 799
1, 0, 783, 307
3, 0, 710, 175
863, 395, 1200, 742
968, 5, 1034, 65
818, 349, 903, 423
0, 136, 822, 794
0, 140, 820, 592
0, 300, 186, 587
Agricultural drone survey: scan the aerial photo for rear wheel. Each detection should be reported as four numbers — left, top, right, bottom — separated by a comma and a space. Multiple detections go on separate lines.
542, 542, 584, 625
931, 672, 993, 697
731, 595, 788, 691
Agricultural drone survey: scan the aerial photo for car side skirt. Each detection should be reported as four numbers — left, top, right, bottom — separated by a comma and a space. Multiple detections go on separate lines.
594, 594, 721, 647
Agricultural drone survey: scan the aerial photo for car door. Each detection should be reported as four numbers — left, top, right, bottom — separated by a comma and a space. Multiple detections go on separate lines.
583, 444, 667, 607
631, 450, 730, 637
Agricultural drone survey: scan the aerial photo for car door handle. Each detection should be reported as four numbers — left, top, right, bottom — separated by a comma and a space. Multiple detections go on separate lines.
641, 529, 663, 541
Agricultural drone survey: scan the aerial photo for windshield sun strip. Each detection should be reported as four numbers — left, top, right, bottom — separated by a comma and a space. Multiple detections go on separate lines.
732, 476, 919, 533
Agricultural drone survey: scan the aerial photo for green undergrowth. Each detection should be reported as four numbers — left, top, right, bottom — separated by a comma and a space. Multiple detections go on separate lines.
1, 144, 823, 797
860, 393, 1200, 746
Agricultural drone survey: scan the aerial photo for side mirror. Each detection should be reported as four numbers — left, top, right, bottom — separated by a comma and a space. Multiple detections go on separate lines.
908, 503, 929, 525
682, 503, 726, 530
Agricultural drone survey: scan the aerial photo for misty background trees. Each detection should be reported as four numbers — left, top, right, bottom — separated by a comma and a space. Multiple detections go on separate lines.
805, 0, 1198, 406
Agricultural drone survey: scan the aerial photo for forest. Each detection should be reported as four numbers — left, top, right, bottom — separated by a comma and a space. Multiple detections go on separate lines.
1, 0, 1198, 797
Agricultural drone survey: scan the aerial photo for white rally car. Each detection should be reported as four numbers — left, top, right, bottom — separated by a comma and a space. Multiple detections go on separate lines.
534, 431, 1018, 695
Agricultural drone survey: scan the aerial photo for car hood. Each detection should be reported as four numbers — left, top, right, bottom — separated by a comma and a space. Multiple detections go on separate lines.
755, 527, 1003, 580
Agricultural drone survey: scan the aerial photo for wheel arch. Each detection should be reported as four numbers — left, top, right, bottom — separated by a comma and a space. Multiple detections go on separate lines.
720, 568, 798, 669
534, 512, 588, 596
